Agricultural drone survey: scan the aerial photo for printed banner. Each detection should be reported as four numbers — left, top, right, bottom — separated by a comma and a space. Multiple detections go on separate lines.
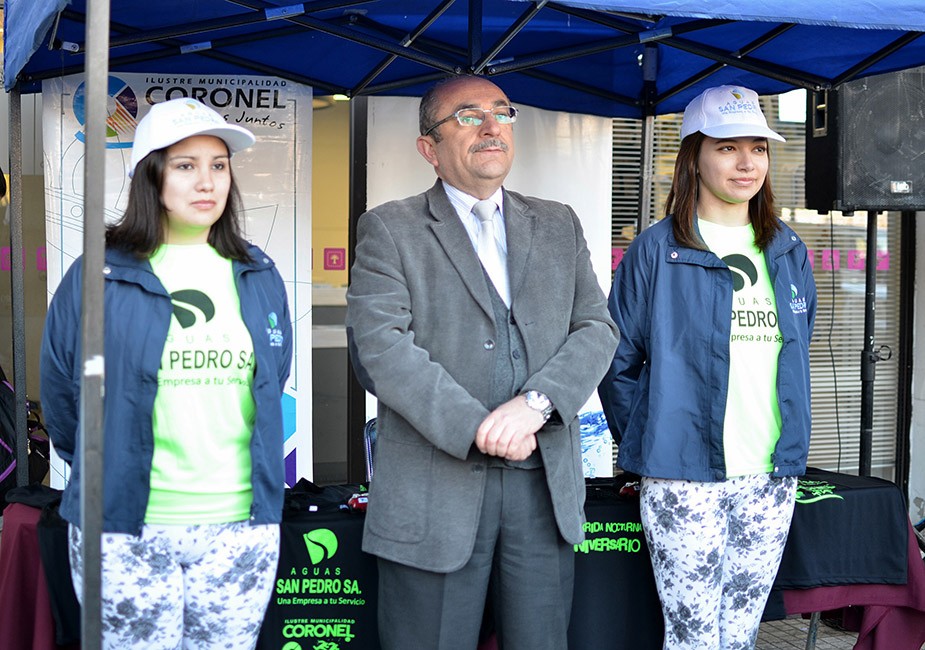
574, 510, 646, 556
41, 72, 313, 485
259, 512, 379, 650
569, 494, 663, 648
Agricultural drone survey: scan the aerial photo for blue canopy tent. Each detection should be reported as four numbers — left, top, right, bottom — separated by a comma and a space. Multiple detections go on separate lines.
5, 0, 924, 261
5, 0, 925, 116
3, 3, 924, 646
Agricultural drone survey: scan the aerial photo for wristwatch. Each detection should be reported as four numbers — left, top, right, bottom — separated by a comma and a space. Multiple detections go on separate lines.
523, 390, 554, 422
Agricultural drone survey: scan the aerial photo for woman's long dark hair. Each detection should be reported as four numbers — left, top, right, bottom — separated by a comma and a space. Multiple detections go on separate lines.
665, 132, 781, 251
105, 145, 252, 261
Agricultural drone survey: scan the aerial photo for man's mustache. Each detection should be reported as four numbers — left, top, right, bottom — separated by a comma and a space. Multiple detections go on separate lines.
469, 139, 509, 154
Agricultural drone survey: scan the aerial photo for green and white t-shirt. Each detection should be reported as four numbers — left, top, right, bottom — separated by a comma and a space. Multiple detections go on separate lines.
146, 244, 256, 524
698, 218, 783, 477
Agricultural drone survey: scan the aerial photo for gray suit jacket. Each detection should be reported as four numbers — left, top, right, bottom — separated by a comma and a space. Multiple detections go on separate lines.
346, 180, 619, 572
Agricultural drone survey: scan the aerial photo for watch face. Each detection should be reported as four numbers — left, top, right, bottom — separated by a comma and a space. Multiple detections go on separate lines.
525, 391, 552, 417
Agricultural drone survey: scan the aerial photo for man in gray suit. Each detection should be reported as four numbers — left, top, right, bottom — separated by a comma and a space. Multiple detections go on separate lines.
346, 75, 619, 650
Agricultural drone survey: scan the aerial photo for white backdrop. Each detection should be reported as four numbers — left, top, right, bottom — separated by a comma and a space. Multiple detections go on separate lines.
366, 96, 615, 476
367, 97, 613, 291
41, 72, 313, 486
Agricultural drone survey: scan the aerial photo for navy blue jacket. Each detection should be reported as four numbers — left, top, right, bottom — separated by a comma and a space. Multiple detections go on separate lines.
598, 217, 816, 481
40, 245, 292, 534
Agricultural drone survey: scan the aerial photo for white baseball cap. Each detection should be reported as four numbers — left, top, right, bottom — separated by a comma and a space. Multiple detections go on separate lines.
129, 97, 256, 177
680, 85, 785, 143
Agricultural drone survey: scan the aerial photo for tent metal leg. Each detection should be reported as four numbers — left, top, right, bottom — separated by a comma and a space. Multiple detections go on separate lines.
79, 0, 112, 648
636, 44, 658, 235
7, 87, 29, 487
637, 112, 655, 235
805, 611, 821, 650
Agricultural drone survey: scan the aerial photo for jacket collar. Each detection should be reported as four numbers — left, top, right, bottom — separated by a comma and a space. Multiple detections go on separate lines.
664, 225, 726, 269
665, 217, 801, 267
102, 247, 167, 295
102, 243, 273, 294
764, 222, 802, 259
425, 180, 534, 317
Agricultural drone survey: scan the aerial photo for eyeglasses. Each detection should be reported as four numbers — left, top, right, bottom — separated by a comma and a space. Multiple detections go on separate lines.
423, 105, 519, 137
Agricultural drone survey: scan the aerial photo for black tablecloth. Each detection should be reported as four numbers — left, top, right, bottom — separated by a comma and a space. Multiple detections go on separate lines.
568, 479, 663, 650
778, 468, 907, 587
258, 470, 914, 649
258, 480, 663, 650
256, 496, 379, 650
763, 467, 909, 620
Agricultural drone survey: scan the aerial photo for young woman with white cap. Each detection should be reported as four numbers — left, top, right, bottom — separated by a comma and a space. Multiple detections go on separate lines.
599, 85, 816, 648
40, 97, 292, 649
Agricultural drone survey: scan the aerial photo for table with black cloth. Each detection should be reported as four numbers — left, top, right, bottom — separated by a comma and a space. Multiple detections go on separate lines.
4, 471, 920, 649
568, 478, 663, 649
256, 480, 662, 650
571, 469, 925, 650
256, 483, 380, 650
259, 469, 925, 650
572, 468, 925, 650
766, 468, 925, 650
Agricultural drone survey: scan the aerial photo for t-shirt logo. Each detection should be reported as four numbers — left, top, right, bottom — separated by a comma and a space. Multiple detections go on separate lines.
169, 290, 215, 328
723, 254, 758, 292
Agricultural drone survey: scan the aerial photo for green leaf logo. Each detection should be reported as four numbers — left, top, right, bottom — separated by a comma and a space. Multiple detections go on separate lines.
303, 528, 338, 564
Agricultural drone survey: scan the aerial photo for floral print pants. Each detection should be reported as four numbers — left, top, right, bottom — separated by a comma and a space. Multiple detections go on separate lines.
639, 473, 797, 650
69, 521, 280, 649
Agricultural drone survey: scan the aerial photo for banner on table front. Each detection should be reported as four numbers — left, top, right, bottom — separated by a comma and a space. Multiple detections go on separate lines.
258, 515, 379, 650
41, 72, 312, 486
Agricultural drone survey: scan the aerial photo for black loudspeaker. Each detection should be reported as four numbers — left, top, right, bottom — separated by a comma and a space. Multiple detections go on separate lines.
805, 67, 925, 212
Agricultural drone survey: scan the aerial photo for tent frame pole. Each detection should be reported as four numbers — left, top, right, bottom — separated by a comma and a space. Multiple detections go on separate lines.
637, 44, 657, 234
7, 87, 29, 487
80, 0, 111, 647
347, 96, 370, 484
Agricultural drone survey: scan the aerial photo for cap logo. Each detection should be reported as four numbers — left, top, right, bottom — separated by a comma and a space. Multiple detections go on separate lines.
717, 89, 761, 117
174, 99, 225, 124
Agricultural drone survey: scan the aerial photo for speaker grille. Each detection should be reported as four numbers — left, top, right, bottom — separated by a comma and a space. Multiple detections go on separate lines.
839, 68, 925, 211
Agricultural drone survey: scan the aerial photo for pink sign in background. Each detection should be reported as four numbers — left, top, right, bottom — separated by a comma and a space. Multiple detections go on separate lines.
323, 247, 346, 271
611, 247, 889, 272
1, 246, 46, 272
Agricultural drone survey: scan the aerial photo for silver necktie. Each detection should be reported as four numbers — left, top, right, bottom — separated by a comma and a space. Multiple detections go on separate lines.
472, 199, 510, 307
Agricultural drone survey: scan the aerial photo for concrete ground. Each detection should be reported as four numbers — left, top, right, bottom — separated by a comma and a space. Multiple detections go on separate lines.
757, 616, 857, 649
